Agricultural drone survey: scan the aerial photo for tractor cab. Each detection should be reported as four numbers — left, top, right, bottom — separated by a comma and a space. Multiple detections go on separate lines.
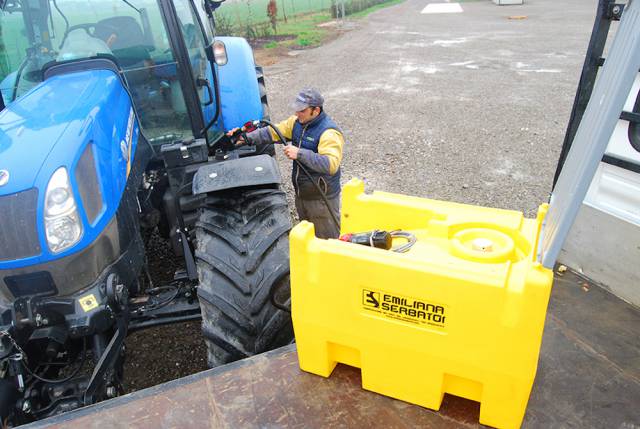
0, 0, 227, 145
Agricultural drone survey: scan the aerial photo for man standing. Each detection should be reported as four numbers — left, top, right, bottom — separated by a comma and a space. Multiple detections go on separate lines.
234, 88, 345, 239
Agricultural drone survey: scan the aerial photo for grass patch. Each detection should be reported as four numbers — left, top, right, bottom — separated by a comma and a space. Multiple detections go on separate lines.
275, 12, 332, 48
250, 1, 406, 49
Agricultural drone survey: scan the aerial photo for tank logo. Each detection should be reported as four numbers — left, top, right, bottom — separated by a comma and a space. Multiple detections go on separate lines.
362, 288, 447, 329
0, 170, 8, 187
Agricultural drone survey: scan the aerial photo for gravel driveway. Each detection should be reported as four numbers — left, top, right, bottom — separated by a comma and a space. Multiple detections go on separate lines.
124, 0, 599, 392
266, 0, 597, 217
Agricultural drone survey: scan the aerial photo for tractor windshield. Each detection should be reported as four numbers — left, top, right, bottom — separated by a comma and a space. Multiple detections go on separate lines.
0, 0, 211, 143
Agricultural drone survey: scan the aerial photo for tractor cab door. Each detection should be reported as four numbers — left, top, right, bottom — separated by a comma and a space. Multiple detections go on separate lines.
161, 0, 222, 145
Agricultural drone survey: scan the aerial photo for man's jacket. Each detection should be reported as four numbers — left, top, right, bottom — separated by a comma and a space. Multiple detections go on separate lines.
250, 111, 345, 199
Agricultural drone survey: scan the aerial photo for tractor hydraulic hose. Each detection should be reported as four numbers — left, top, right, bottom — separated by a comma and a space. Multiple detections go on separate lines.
21, 338, 87, 384
258, 119, 341, 230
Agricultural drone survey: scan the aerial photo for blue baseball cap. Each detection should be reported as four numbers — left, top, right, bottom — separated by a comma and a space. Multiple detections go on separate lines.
291, 88, 324, 111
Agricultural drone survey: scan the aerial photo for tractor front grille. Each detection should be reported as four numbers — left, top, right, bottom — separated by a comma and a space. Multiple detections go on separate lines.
0, 189, 41, 261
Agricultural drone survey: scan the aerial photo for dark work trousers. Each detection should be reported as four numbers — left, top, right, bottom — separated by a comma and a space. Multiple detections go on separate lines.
295, 195, 341, 239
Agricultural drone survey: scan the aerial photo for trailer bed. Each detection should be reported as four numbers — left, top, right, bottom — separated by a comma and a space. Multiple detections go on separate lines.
24, 269, 640, 428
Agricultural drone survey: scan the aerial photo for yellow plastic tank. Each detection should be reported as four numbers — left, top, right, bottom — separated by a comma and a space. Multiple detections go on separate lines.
290, 179, 554, 429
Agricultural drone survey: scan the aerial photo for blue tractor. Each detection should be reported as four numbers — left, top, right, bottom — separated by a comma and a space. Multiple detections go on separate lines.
0, 0, 293, 423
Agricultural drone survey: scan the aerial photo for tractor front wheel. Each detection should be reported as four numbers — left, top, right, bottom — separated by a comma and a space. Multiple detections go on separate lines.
195, 186, 294, 367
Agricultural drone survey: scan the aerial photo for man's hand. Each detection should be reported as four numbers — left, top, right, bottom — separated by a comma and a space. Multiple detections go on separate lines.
283, 145, 299, 160
226, 128, 239, 137
226, 128, 245, 145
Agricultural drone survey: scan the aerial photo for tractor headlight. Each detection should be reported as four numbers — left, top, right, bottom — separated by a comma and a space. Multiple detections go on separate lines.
44, 167, 83, 253
213, 40, 227, 66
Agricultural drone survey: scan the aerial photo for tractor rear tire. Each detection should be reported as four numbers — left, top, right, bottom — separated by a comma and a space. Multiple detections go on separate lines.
195, 186, 293, 367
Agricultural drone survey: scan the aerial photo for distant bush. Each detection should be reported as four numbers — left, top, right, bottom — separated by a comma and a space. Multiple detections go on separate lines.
215, 10, 273, 39
213, 11, 237, 36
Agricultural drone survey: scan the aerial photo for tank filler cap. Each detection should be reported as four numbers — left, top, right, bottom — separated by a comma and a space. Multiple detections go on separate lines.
472, 238, 494, 252
449, 227, 521, 263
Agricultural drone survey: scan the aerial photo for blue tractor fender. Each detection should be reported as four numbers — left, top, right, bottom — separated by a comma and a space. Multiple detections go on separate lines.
192, 154, 282, 195
215, 36, 265, 130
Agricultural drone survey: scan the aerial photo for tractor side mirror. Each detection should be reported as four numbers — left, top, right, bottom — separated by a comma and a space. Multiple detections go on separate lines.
204, 0, 226, 13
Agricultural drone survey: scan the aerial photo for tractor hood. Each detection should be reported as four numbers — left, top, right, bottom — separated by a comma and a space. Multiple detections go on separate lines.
0, 69, 122, 195
0, 66, 139, 271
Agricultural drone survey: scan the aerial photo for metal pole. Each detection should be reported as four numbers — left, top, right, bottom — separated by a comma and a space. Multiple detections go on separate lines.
540, 0, 640, 268
552, 0, 617, 189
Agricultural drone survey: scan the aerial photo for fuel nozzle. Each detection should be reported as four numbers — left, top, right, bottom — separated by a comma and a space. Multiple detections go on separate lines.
339, 230, 393, 250
228, 120, 259, 138
227, 120, 262, 148
241, 120, 261, 133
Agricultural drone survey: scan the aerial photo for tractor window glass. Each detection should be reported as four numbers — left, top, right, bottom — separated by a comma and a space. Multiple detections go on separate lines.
173, 0, 210, 107
193, 0, 214, 44
0, 0, 194, 144
0, 1, 56, 102
0, 6, 22, 102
